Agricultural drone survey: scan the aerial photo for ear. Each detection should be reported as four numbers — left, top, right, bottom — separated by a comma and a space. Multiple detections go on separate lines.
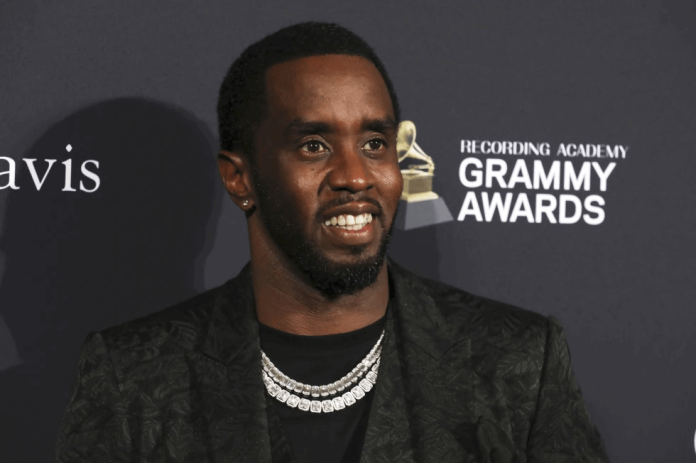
217, 150, 255, 213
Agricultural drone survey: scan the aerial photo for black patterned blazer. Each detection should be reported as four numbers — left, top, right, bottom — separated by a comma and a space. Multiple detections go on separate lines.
56, 261, 608, 462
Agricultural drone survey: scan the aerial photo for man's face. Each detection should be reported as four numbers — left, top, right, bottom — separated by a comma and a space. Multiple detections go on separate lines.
251, 54, 403, 296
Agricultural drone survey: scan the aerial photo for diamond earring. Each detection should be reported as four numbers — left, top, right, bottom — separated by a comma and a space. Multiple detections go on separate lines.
243, 200, 249, 207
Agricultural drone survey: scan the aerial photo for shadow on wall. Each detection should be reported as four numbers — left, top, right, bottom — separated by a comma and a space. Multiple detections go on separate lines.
0, 98, 222, 462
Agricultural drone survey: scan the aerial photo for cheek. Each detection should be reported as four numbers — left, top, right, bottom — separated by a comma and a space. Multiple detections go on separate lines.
282, 167, 322, 215
380, 163, 404, 205
294, 167, 319, 192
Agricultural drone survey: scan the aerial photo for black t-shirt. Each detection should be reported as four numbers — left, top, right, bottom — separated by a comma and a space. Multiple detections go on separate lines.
259, 314, 387, 463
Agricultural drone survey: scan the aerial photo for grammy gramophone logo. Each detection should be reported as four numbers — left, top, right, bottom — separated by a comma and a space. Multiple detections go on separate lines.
394, 121, 453, 230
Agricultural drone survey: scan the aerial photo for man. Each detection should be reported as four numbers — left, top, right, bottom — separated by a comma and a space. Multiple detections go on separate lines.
56, 22, 608, 462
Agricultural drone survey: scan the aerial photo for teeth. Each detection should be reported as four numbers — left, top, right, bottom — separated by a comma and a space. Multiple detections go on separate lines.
324, 213, 373, 230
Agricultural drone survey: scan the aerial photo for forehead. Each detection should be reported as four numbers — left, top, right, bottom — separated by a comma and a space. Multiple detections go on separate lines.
263, 55, 394, 123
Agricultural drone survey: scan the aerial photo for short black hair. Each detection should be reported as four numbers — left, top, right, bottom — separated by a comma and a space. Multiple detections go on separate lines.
217, 22, 401, 157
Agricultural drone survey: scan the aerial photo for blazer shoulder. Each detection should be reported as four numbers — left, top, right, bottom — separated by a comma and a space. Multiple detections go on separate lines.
435, 277, 546, 326
394, 262, 551, 343
98, 282, 228, 366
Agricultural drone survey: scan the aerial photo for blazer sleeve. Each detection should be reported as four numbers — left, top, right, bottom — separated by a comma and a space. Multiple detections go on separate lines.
55, 332, 132, 463
526, 317, 610, 463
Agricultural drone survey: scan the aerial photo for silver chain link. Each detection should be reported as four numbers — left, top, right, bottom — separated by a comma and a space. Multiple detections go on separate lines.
261, 329, 384, 413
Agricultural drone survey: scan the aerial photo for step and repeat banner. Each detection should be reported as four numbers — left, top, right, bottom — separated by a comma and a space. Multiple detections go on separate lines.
1, 1, 694, 462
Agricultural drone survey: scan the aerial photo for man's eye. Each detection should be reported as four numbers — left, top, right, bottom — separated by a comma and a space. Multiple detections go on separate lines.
363, 139, 386, 151
301, 140, 327, 154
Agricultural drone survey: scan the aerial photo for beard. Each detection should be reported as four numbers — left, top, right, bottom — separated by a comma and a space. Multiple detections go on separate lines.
252, 173, 395, 298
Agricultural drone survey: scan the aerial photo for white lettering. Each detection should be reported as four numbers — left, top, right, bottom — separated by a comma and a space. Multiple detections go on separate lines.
459, 158, 483, 188
458, 191, 483, 221
509, 193, 534, 223
23, 159, 57, 191
507, 159, 533, 189
460, 140, 472, 153
535, 194, 557, 223
592, 162, 616, 192
563, 161, 591, 191
557, 143, 579, 157
559, 195, 582, 224
481, 192, 513, 222
0, 157, 20, 190
485, 158, 508, 188
80, 160, 100, 193
533, 160, 560, 190
583, 195, 605, 225
62, 159, 76, 192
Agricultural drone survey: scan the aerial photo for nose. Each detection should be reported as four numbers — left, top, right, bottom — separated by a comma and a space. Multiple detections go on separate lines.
326, 145, 374, 194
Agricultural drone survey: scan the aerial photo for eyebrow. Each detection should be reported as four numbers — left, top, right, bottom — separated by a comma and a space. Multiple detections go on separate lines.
362, 117, 397, 134
285, 119, 331, 138
284, 117, 398, 139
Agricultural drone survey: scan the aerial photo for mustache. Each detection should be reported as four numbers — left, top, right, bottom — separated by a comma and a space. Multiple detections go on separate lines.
316, 194, 383, 219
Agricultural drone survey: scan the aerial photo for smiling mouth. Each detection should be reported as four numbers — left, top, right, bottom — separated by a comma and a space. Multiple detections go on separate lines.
323, 213, 373, 231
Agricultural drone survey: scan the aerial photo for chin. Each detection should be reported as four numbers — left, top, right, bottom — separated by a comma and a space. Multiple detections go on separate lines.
307, 258, 385, 297
325, 249, 382, 273
290, 242, 389, 298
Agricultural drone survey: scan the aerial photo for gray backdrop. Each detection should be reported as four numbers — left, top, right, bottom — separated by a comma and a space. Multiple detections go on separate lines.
1, 1, 694, 461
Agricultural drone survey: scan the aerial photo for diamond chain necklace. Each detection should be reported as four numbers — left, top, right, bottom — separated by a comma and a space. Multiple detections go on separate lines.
261, 329, 385, 413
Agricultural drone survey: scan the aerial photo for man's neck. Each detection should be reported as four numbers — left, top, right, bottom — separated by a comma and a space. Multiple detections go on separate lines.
249, 244, 390, 337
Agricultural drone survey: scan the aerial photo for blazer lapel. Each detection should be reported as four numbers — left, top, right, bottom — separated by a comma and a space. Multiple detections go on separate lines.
360, 307, 416, 463
362, 261, 486, 462
378, 261, 517, 462
194, 264, 276, 463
